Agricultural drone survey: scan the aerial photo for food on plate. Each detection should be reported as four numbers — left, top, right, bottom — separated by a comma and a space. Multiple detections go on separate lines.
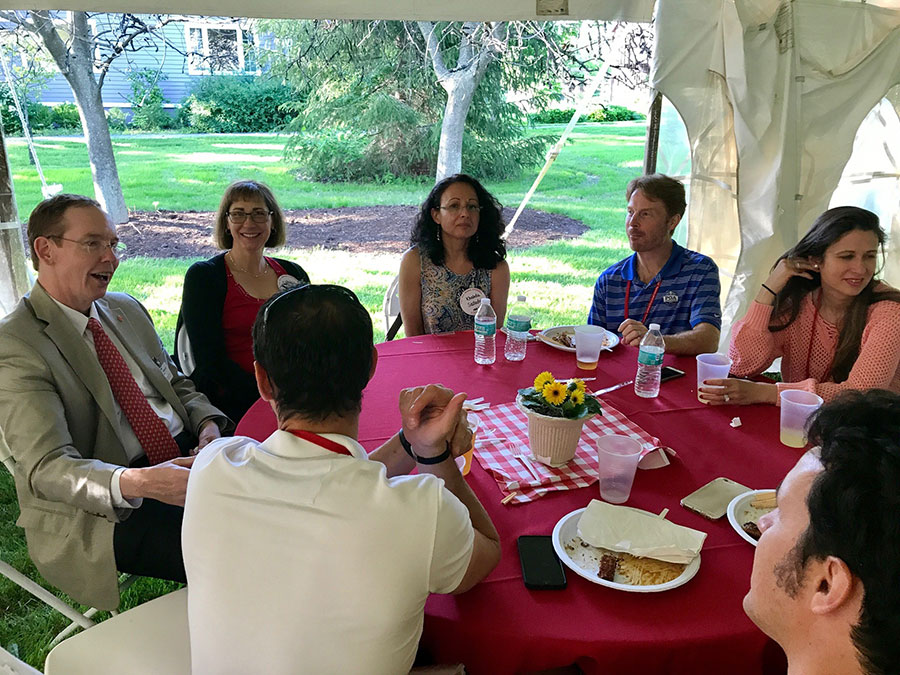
550, 330, 575, 348
598, 553, 619, 581
741, 521, 762, 540
617, 553, 685, 586
750, 492, 776, 509
563, 536, 685, 586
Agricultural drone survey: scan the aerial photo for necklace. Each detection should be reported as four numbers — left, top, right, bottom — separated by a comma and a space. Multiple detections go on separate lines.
227, 252, 269, 278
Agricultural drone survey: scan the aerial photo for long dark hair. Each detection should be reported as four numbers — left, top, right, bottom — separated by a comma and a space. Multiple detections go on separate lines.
410, 173, 506, 269
770, 206, 900, 382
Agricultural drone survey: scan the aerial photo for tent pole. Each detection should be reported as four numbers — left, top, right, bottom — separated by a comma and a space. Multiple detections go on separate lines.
643, 90, 662, 175
0, 123, 31, 317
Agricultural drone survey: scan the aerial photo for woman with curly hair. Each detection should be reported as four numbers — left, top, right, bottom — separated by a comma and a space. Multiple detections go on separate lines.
398, 174, 510, 336
177, 180, 309, 421
699, 206, 900, 405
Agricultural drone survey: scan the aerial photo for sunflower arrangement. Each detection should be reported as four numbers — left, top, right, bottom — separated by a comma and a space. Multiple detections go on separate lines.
517, 371, 602, 419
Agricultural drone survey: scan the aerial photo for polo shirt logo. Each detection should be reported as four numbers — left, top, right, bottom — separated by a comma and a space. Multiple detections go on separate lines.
663, 291, 679, 304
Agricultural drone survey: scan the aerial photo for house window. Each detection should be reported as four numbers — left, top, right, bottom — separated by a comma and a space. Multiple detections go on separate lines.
185, 23, 258, 75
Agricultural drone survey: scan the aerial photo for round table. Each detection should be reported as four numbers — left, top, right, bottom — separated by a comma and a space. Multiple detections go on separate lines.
237, 331, 791, 675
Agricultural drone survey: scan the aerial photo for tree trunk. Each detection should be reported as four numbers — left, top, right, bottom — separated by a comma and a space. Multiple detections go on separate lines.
436, 79, 478, 180
0, 123, 32, 315
63, 67, 128, 223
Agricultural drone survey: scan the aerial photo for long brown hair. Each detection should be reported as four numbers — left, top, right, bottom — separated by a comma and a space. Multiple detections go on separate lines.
770, 206, 900, 382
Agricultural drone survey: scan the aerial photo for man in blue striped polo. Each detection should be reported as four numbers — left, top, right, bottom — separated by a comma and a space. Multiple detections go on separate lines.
588, 174, 721, 355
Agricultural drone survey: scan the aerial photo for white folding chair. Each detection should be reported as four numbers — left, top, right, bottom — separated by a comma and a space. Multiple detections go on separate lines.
43, 588, 189, 675
0, 646, 42, 675
174, 320, 196, 376
0, 428, 135, 647
383, 273, 403, 340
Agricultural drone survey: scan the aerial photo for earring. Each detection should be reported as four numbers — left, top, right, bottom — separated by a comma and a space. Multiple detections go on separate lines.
436, 228, 442, 242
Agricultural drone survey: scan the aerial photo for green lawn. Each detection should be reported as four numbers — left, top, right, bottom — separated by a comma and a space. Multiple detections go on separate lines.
1, 122, 645, 667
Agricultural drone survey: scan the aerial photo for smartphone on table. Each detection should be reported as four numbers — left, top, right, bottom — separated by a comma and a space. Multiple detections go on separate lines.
518, 535, 567, 590
660, 365, 685, 383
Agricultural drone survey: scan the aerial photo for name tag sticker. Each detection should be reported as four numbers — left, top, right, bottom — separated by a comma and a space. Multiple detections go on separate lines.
460, 288, 486, 315
663, 291, 679, 304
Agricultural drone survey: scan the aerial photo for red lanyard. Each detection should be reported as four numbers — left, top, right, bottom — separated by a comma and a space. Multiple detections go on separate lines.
283, 428, 352, 456
624, 279, 662, 325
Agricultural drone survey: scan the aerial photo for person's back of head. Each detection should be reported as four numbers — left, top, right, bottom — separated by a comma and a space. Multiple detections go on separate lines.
252, 284, 374, 422
803, 389, 900, 675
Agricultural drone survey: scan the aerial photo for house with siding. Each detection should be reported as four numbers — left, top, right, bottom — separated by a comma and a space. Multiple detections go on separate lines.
37, 13, 260, 115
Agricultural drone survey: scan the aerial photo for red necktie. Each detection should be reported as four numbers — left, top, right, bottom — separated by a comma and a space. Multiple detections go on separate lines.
88, 318, 180, 465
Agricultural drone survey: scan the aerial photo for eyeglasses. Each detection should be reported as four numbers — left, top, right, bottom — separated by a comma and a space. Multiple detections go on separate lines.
48, 235, 126, 257
439, 203, 481, 215
227, 209, 272, 224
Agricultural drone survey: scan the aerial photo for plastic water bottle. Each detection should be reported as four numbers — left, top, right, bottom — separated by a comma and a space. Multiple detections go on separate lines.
474, 298, 496, 365
504, 295, 531, 362
634, 323, 665, 398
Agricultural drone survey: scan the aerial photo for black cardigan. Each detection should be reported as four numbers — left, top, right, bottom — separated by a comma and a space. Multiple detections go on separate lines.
176, 252, 309, 423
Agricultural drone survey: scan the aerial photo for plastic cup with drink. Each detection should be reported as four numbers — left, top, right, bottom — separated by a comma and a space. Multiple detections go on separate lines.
779, 390, 823, 448
455, 413, 478, 476
574, 325, 607, 371
595, 434, 643, 504
696, 353, 733, 403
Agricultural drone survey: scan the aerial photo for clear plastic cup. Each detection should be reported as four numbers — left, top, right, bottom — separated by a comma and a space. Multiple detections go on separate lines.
696, 353, 733, 403
596, 434, 643, 504
779, 390, 823, 448
574, 325, 607, 371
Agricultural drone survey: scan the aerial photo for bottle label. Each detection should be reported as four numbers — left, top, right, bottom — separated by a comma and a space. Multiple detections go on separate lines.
638, 348, 664, 366
475, 319, 496, 337
507, 315, 531, 332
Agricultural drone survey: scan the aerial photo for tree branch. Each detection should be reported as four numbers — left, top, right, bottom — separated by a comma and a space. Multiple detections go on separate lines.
417, 21, 449, 82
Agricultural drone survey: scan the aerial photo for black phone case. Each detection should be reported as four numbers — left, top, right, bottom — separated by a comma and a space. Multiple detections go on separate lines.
518, 535, 567, 590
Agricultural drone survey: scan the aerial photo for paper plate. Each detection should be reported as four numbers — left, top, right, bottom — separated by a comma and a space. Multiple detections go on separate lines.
536, 326, 619, 353
551, 507, 701, 593
727, 490, 775, 547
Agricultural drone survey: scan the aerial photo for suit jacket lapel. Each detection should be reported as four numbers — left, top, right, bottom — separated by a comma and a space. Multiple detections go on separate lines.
27, 284, 121, 433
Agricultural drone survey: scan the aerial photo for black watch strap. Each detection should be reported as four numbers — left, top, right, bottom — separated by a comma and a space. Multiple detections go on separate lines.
398, 429, 452, 465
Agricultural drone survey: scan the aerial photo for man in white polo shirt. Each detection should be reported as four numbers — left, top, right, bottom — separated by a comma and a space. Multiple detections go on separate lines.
183, 283, 501, 674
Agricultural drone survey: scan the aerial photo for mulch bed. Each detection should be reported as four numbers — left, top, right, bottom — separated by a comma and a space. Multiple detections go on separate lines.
111, 205, 588, 258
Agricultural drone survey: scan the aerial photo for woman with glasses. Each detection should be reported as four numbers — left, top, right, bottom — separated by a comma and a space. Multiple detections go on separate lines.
399, 174, 510, 336
177, 180, 309, 421
699, 206, 900, 405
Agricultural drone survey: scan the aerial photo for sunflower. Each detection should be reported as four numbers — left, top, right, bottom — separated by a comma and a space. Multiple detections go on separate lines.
534, 371, 555, 391
542, 381, 568, 406
570, 389, 585, 405
569, 378, 586, 393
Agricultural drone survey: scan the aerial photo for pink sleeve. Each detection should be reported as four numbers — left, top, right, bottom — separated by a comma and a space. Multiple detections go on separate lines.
778, 301, 900, 404
728, 302, 781, 377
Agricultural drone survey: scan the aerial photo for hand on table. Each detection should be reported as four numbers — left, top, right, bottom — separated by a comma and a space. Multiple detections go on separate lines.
699, 378, 777, 405
618, 319, 649, 347
399, 384, 467, 460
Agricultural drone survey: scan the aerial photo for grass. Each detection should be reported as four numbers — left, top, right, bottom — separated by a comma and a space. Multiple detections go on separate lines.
1, 121, 645, 667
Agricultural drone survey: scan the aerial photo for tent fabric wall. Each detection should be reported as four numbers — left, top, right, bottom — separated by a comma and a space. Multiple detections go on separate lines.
4, 1, 655, 22
653, 0, 900, 350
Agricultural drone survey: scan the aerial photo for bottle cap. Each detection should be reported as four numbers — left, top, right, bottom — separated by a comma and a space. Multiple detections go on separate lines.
517, 295, 526, 302
649, 323, 661, 331
480, 298, 491, 304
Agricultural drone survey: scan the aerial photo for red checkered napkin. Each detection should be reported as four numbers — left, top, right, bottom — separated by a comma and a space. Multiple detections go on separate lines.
473, 401, 660, 504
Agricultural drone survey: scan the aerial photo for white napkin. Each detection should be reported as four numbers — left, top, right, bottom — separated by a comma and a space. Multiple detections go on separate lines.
577, 499, 707, 564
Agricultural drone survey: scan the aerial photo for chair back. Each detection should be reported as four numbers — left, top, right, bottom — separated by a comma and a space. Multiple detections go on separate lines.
175, 321, 196, 376
382, 274, 403, 341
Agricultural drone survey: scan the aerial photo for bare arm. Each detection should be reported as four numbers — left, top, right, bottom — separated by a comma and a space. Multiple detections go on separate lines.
398, 248, 425, 337
618, 319, 720, 355
120, 456, 196, 506
490, 260, 511, 329
398, 386, 500, 593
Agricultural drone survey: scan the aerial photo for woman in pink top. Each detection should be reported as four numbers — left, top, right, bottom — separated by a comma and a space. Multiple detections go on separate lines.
700, 206, 900, 406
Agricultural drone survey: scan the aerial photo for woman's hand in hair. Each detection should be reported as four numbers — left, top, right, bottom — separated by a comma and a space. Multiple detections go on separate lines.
765, 256, 819, 294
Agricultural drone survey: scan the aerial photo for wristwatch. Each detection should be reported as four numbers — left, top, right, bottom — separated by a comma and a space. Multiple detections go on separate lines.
398, 429, 452, 465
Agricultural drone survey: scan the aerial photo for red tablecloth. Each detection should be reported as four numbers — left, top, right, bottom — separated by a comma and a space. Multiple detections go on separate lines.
237, 332, 791, 675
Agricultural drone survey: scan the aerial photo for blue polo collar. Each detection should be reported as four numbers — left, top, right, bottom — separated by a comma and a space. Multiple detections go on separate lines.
624, 242, 685, 285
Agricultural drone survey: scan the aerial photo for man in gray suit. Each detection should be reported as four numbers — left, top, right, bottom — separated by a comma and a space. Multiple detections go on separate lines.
0, 194, 230, 610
